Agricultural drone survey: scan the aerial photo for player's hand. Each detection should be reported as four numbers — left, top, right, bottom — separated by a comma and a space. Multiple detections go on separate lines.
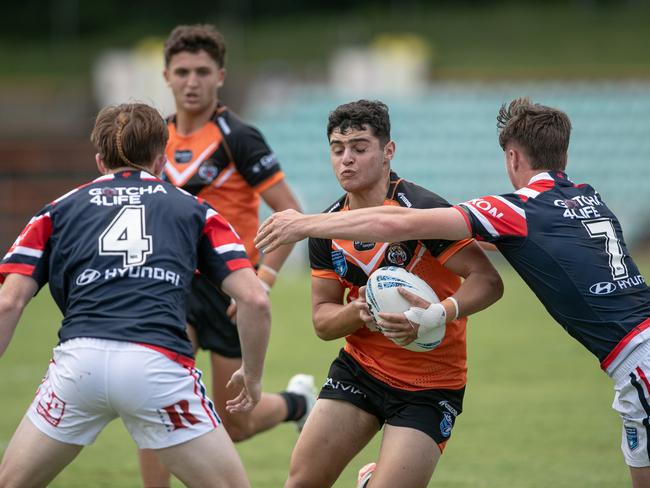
354, 286, 378, 331
255, 209, 306, 254
225, 367, 262, 413
378, 288, 434, 345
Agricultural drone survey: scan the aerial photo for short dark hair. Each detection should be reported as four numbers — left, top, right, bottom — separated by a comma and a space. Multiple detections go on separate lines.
497, 97, 571, 171
327, 100, 391, 145
164, 24, 226, 67
91, 103, 168, 171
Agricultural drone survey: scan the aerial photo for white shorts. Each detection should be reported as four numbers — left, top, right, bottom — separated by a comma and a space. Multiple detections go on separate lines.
27, 338, 220, 449
612, 340, 650, 467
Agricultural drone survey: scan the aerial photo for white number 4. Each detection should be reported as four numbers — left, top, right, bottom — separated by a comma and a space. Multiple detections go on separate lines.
99, 206, 152, 267
583, 218, 628, 280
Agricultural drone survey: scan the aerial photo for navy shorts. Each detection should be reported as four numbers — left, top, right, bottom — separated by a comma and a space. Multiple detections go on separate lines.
186, 274, 241, 358
319, 349, 465, 445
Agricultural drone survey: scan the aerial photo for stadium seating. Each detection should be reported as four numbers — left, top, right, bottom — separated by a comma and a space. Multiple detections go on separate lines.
248, 82, 650, 243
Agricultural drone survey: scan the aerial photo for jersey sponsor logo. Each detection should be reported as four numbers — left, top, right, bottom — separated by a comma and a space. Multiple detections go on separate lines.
466, 198, 504, 219
440, 411, 453, 437
331, 250, 348, 277
323, 377, 365, 396
588, 275, 645, 295
589, 281, 617, 295
174, 149, 193, 163
89, 185, 167, 206
354, 241, 376, 251
104, 266, 181, 287
626, 426, 639, 450
75, 269, 102, 286
554, 195, 603, 220
386, 243, 409, 266
397, 192, 413, 208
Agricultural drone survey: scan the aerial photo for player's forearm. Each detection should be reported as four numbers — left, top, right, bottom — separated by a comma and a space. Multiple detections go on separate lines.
0, 299, 23, 357
0, 275, 36, 358
298, 207, 468, 243
450, 269, 503, 320
312, 301, 364, 341
236, 295, 271, 381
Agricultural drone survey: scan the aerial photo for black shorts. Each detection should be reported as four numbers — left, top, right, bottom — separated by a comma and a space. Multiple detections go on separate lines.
186, 274, 241, 358
319, 349, 465, 446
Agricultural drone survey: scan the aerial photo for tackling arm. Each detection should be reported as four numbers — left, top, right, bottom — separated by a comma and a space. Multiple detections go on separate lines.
311, 277, 365, 341
0, 274, 38, 357
256, 206, 472, 254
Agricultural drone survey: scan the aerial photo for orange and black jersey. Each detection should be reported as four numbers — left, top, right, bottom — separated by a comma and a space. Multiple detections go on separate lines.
309, 172, 473, 391
163, 104, 284, 264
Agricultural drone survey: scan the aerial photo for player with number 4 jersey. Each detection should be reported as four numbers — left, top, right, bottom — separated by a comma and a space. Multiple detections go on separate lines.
0, 103, 270, 488
255, 98, 650, 486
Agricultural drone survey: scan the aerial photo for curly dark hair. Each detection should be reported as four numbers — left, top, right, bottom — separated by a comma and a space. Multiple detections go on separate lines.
164, 24, 226, 67
327, 100, 391, 145
497, 97, 571, 171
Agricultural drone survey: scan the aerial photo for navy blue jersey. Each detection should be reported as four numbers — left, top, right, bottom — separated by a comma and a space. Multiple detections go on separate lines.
456, 172, 650, 372
0, 170, 252, 359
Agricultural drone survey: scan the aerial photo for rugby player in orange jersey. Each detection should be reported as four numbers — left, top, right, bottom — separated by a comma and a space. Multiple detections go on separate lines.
138, 24, 315, 487
279, 100, 503, 488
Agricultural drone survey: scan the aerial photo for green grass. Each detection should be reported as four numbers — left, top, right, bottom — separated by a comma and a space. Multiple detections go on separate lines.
2, 260, 648, 487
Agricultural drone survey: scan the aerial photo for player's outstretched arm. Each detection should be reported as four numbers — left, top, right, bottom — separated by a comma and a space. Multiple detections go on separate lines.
0, 274, 38, 357
220, 268, 271, 413
255, 207, 472, 254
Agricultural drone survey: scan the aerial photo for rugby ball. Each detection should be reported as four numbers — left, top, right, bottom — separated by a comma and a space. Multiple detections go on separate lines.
365, 266, 444, 352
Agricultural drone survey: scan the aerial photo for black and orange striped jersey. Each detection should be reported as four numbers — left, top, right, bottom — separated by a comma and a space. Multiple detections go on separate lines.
163, 104, 284, 265
309, 172, 473, 391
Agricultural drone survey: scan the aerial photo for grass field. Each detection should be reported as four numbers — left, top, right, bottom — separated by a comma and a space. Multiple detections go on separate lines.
1, 259, 648, 487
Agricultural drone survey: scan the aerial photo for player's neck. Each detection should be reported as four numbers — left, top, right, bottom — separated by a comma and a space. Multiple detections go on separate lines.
175, 100, 218, 135
347, 176, 390, 210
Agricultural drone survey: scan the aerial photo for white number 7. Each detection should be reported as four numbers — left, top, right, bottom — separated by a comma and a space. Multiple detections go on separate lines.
583, 218, 628, 280
99, 206, 152, 267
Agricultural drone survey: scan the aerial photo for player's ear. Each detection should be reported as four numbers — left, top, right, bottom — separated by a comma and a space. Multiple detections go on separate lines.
163, 68, 170, 85
383, 140, 396, 161
217, 68, 226, 88
95, 153, 108, 175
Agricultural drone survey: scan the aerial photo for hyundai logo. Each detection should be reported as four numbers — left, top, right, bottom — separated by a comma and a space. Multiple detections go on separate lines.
589, 281, 617, 295
76, 269, 101, 286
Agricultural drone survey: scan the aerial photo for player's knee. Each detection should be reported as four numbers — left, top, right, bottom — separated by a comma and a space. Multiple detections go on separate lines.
220, 416, 254, 443
285, 461, 334, 488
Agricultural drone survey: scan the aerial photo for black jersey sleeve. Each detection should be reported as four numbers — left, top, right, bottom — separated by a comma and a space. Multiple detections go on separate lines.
220, 113, 283, 189
394, 178, 456, 258
308, 237, 333, 271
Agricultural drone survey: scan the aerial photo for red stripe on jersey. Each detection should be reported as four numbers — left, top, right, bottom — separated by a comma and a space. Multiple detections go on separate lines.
464, 196, 527, 238
601, 317, 650, 370
10, 214, 52, 254
203, 213, 243, 248
0, 263, 36, 283
226, 258, 253, 272
527, 179, 555, 193
135, 343, 195, 368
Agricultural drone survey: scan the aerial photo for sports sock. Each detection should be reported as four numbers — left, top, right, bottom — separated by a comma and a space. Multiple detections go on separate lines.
279, 391, 307, 422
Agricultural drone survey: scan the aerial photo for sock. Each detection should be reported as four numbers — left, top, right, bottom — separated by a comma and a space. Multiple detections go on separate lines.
280, 391, 307, 422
